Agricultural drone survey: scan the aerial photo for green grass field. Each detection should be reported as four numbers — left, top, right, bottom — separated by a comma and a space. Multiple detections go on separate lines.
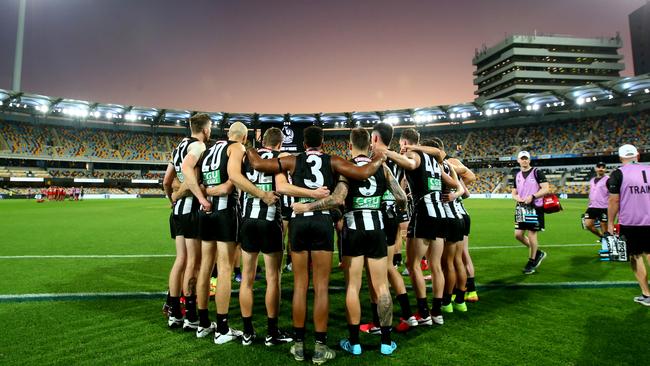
1, 198, 648, 365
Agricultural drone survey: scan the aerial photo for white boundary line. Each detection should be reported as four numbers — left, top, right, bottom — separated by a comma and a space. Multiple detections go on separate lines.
0, 280, 639, 302
470, 243, 598, 250
0, 243, 599, 259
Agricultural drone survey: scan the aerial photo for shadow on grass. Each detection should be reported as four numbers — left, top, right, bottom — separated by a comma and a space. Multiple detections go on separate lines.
576, 307, 648, 365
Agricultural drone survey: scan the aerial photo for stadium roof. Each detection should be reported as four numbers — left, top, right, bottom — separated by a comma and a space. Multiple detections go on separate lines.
1, 73, 649, 128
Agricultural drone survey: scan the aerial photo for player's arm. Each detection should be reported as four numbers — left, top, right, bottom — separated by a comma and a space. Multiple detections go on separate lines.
228, 143, 278, 205
403, 144, 443, 161
162, 163, 176, 204
380, 149, 420, 171
448, 158, 476, 184
275, 172, 329, 199
292, 178, 349, 214
385, 165, 407, 211
330, 152, 386, 180
205, 180, 235, 197
441, 167, 459, 191
181, 144, 211, 210
459, 178, 470, 199
246, 147, 296, 174
172, 166, 200, 201
443, 165, 463, 201
607, 194, 619, 235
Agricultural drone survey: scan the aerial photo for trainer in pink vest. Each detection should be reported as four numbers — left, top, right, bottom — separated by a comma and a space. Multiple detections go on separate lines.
515, 168, 543, 208
588, 175, 609, 209
618, 163, 650, 226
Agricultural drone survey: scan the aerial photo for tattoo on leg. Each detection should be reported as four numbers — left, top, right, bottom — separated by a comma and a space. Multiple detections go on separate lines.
377, 292, 393, 327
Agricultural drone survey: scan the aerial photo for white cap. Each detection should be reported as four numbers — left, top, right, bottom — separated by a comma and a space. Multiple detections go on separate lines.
517, 151, 531, 159
618, 144, 638, 158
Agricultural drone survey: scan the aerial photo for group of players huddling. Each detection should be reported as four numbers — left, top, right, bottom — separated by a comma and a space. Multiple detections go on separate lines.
161, 113, 650, 363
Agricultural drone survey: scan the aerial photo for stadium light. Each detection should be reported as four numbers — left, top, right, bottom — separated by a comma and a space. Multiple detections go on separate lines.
576, 97, 585, 105
125, 113, 137, 121
645, 88, 649, 94
532, 104, 540, 111
485, 109, 492, 116
449, 113, 456, 119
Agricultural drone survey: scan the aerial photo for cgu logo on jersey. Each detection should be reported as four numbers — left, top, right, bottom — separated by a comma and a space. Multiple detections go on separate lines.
203, 171, 221, 185
282, 126, 294, 144
353, 196, 381, 209
428, 177, 441, 191
177, 171, 185, 183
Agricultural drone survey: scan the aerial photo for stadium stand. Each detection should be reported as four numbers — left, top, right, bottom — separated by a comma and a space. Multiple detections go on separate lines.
1, 74, 648, 198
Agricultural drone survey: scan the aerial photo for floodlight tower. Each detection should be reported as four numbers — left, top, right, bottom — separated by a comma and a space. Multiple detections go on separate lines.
12, 0, 27, 91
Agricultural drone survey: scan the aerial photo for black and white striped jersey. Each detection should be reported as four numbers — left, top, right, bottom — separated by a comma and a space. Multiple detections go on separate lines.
199, 140, 238, 211
242, 148, 281, 221
291, 149, 335, 218
171, 137, 200, 216
282, 173, 295, 210
442, 161, 463, 219
381, 159, 402, 209
404, 150, 448, 219
344, 155, 387, 231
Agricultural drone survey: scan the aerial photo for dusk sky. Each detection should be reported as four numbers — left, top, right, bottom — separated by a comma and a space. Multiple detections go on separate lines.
0, 0, 646, 113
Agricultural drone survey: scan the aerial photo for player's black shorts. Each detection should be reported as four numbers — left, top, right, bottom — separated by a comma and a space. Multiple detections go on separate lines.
240, 218, 283, 254
619, 225, 650, 256
407, 207, 447, 240
462, 214, 471, 236
199, 208, 238, 242
331, 207, 343, 224
289, 215, 334, 252
170, 211, 200, 239
281, 206, 293, 221
445, 218, 465, 243
515, 206, 545, 232
383, 215, 400, 246
342, 227, 387, 258
585, 207, 608, 223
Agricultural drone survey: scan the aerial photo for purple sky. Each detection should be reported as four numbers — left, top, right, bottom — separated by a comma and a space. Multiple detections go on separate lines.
0, 0, 646, 113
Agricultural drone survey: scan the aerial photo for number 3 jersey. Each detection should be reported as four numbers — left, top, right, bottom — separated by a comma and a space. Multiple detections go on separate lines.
291, 149, 335, 217
199, 140, 238, 211
344, 155, 387, 231
242, 147, 281, 221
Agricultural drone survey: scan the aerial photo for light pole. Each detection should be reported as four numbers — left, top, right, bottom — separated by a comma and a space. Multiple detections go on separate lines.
12, 0, 27, 91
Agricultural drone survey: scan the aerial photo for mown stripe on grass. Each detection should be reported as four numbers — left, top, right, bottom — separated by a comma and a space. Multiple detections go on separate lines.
0, 243, 599, 259
0, 281, 639, 303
